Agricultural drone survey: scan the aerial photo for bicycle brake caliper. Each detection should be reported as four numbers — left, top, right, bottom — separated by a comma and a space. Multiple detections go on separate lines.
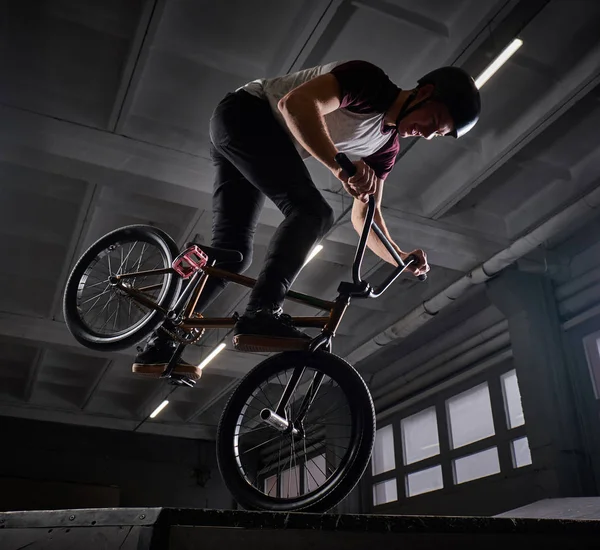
172, 245, 209, 279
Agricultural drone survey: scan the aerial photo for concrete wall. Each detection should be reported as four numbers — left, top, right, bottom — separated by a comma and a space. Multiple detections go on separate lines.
365, 219, 600, 517
0, 416, 232, 511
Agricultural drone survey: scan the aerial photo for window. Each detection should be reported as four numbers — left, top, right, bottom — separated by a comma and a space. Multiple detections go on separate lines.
373, 478, 397, 505
454, 447, 501, 484
372, 424, 395, 475
265, 453, 327, 497
401, 407, 440, 465
583, 333, 600, 399
502, 370, 525, 428
305, 454, 327, 492
371, 367, 531, 508
280, 465, 300, 498
447, 383, 495, 449
511, 436, 532, 468
264, 474, 277, 496
406, 465, 444, 497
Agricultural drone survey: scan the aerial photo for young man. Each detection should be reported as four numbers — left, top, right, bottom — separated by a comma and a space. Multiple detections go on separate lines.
133, 60, 481, 378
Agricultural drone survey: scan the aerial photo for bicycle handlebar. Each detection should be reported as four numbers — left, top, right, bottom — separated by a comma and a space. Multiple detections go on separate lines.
334, 153, 427, 297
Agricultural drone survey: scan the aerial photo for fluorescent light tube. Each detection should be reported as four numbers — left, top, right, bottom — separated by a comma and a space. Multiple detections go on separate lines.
149, 400, 169, 418
303, 245, 323, 267
475, 38, 523, 89
198, 342, 226, 370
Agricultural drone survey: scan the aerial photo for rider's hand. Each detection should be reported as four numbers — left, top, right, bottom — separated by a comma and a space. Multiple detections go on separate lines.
333, 159, 377, 203
401, 249, 430, 277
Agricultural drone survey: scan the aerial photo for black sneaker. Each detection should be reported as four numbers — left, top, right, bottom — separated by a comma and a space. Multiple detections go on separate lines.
132, 333, 202, 380
233, 309, 311, 352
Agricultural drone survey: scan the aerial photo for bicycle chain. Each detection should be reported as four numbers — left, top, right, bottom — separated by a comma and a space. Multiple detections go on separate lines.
124, 290, 206, 345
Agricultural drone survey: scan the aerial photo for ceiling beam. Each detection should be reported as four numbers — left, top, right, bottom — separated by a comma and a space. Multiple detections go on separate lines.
110, 0, 167, 133
421, 42, 600, 218
275, 0, 346, 74
0, 311, 136, 361
185, 378, 240, 423
351, 0, 449, 37
0, 113, 504, 271
0, 401, 214, 440
80, 359, 115, 410
23, 348, 46, 403
49, 183, 100, 320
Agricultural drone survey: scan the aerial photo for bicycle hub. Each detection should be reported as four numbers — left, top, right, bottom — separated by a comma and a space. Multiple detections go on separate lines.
260, 408, 299, 436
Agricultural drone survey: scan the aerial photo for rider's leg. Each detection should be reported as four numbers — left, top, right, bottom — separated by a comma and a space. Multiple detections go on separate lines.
189, 145, 264, 314
133, 145, 265, 370
209, 90, 334, 338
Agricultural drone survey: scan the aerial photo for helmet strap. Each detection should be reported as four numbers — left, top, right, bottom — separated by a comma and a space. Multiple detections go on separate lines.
395, 89, 429, 129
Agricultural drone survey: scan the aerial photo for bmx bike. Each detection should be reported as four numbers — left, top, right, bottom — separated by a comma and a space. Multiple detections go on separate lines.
62, 153, 425, 512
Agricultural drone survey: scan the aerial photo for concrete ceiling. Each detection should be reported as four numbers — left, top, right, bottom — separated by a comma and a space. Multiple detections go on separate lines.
1, 0, 599, 439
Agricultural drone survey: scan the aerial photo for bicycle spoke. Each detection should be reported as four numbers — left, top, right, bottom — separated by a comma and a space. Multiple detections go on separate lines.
232, 364, 360, 502
238, 434, 284, 457
238, 425, 273, 437
100, 306, 119, 332
83, 279, 111, 290
305, 460, 321, 490
76, 238, 169, 337
81, 287, 112, 313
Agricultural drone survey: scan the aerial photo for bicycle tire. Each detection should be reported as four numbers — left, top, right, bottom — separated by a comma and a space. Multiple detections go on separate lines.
216, 350, 376, 513
63, 224, 182, 351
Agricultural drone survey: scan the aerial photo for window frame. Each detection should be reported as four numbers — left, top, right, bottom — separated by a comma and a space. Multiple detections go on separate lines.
367, 360, 531, 511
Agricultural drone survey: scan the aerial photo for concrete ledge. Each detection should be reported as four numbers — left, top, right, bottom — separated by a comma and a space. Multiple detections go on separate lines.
1, 507, 599, 549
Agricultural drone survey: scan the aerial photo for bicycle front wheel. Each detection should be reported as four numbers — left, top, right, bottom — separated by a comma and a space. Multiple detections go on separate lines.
216, 350, 375, 513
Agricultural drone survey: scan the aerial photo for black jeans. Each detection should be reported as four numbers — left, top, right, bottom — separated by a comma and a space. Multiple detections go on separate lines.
193, 89, 334, 314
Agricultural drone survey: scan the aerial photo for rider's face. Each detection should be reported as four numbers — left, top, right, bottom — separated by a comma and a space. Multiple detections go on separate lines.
397, 100, 454, 140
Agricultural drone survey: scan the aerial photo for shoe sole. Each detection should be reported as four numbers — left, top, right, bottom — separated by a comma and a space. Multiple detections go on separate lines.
132, 363, 202, 381
233, 335, 310, 353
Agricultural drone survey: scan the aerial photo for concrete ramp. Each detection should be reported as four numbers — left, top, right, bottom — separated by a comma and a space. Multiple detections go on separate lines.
496, 497, 600, 520
0, 507, 598, 549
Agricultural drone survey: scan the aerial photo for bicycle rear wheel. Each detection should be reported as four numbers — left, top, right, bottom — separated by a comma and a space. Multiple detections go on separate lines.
216, 350, 375, 513
63, 225, 182, 351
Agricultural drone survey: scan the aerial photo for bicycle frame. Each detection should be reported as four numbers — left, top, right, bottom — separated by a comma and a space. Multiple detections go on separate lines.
114, 194, 417, 346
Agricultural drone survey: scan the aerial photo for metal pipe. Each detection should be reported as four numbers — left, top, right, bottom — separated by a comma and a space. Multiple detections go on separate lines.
376, 331, 511, 411
376, 349, 513, 422
558, 281, 600, 319
347, 184, 600, 363
370, 319, 509, 393
555, 265, 600, 300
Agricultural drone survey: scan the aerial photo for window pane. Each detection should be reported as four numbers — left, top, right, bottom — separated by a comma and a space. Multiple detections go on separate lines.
512, 437, 532, 468
447, 383, 495, 449
591, 338, 600, 398
372, 424, 396, 475
454, 447, 500, 484
264, 474, 277, 497
373, 478, 397, 506
280, 466, 300, 498
502, 370, 525, 428
407, 465, 444, 497
305, 454, 327, 492
401, 407, 440, 465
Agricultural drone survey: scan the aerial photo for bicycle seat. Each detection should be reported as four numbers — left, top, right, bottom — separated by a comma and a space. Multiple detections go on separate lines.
185, 242, 243, 264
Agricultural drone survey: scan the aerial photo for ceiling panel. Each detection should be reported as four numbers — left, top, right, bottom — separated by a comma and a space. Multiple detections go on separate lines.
1, 0, 145, 128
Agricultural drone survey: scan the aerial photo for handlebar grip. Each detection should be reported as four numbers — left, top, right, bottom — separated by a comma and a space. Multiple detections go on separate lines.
405, 254, 428, 282
335, 152, 357, 177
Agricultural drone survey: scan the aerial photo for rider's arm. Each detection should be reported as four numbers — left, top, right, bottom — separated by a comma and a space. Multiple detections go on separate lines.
277, 74, 342, 171
351, 179, 407, 265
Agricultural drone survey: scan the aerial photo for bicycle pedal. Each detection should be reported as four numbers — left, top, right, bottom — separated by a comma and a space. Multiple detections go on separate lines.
172, 245, 208, 279
233, 335, 310, 353
132, 364, 203, 381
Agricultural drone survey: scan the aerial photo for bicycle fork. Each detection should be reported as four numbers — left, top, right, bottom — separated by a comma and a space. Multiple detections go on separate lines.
260, 366, 326, 437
